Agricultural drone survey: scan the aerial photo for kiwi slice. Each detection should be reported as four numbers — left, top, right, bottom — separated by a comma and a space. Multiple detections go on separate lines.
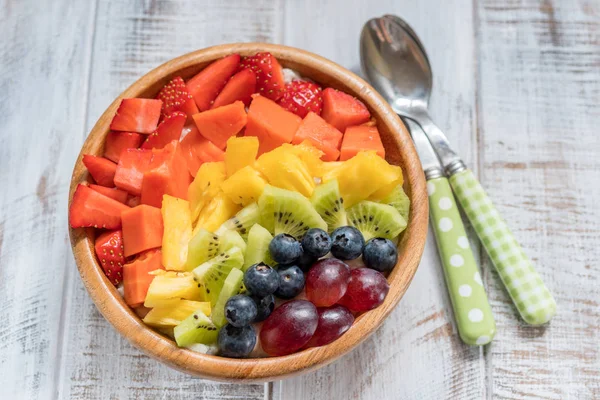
186, 229, 220, 271
311, 179, 347, 233
173, 308, 218, 347
347, 200, 407, 241
258, 185, 327, 239
243, 224, 275, 270
192, 247, 244, 305
380, 184, 410, 221
219, 230, 247, 254
216, 203, 260, 239
211, 268, 244, 327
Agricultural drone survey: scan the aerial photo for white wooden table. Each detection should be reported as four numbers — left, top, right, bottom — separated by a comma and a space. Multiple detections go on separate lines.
1, 0, 599, 398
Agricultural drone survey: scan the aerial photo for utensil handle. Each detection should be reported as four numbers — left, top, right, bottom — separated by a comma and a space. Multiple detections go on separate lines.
449, 169, 557, 325
428, 176, 496, 345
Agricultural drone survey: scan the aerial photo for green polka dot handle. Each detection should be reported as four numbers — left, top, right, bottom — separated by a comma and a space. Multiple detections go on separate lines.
428, 176, 496, 345
449, 169, 557, 325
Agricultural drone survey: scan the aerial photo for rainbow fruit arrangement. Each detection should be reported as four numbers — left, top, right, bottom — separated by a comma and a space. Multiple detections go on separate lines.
69, 52, 411, 358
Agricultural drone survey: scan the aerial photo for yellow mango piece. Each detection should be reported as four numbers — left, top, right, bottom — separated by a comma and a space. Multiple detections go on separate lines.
255, 147, 315, 197
144, 270, 204, 308
188, 162, 226, 221
323, 151, 401, 207
193, 192, 241, 234
225, 136, 259, 177
143, 300, 211, 328
221, 165, 267, 206
161, 195, 192, 271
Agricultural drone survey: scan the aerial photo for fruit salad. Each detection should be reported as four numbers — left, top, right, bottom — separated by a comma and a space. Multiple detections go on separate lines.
69, 51, 411, 358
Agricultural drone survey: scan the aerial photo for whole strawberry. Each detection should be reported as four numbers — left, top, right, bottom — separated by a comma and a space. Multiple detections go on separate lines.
239, 52, 285, 101
278, 80, 323, 118
94, 230, 125, 285
156, 76, 199, 118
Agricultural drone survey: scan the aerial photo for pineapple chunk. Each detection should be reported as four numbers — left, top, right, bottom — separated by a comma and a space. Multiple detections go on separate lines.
193, 192, 241, 234
322, 151, 402, 207
188, 162, 226, 221
225, 136, 259, 177
161, 195, 192, 271
369, 165, 404, 200
143, 300, 211, 328
281, 141, 325, 178
221, 165, 267, 206
255, 147, 315, 197
144, 270, 204, 308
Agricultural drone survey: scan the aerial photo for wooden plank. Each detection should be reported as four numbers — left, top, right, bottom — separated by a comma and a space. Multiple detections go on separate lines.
0, 1, 97, 398
281, 1, 484, 399
56, 1, 283, 398
476, 0, 600, 398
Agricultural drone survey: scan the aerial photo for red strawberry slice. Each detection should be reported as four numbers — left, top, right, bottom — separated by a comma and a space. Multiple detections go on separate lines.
82, 155, 118, 187
89, 184, 128, 204
156, 76, 199, 119
110, 98, 162, 134
211, 69, 257, 108
94, 230, 125, 285
277, 80, 323, 118
239, 52, 285, 101
140, 111, 186, 150
321, 88, 371, 132
69, 184, 130, 229
186, 54, 241, 111
104, 131, 143, 163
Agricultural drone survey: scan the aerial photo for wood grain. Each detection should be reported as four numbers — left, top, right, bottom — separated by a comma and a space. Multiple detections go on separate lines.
476, 0, 600, 398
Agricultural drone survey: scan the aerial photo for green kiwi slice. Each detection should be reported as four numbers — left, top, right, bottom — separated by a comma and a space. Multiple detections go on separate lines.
192, 247, 244, 305
311, 179, 348, 233
243, 224, 275, 270
173, 308, 218, 347
347, 200, 407, 241
380, 184, 410, 221
186, 229, 220, 271
219, 230, 247, 255
258, 185, 327, 239
216, 203, 260, 239
211, 268, 244, 327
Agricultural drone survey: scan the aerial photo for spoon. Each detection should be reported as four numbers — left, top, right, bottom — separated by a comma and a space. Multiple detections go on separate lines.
360, 16, 556, 325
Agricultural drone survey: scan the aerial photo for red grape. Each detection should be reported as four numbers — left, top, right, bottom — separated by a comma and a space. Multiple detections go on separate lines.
305, 305, 354, 348
259, 300, 318, 356
305, 259, 351, 307
337, 268, 389, 312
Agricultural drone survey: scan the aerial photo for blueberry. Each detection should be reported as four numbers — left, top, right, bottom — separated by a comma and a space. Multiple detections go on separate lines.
301, 228, 332, 258
295, 251, 318, 272
218, 324, 256, 358
251, 294, 275, 322
363, 238, 398, 272
269, 233, 303, 264
244, 262, 279, 297
275, 265, 305, 299
225, 295, 257, 327
330, 226, 365, 260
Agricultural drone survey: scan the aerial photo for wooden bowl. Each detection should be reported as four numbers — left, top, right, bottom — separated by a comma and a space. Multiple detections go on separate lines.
68, 43, 428, 382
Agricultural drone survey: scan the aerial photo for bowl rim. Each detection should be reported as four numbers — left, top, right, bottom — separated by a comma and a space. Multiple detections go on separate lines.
68, 42, 428, 382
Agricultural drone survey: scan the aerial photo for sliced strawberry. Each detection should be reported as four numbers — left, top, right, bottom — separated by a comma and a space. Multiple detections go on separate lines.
211, 69, 257, 108
140, 111, 186, 150
239, 52, 285, 101
156, 76, 199, 119
321, 88, 371, 132
110, 98, 163, 134
104, 131, 143, 163
69, 184, 130, 229
94, 230, 125, 285
82, 155, 118, 187
89, 184, 128, 204
186, 54, 241, 111
277, 80, 323, 118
